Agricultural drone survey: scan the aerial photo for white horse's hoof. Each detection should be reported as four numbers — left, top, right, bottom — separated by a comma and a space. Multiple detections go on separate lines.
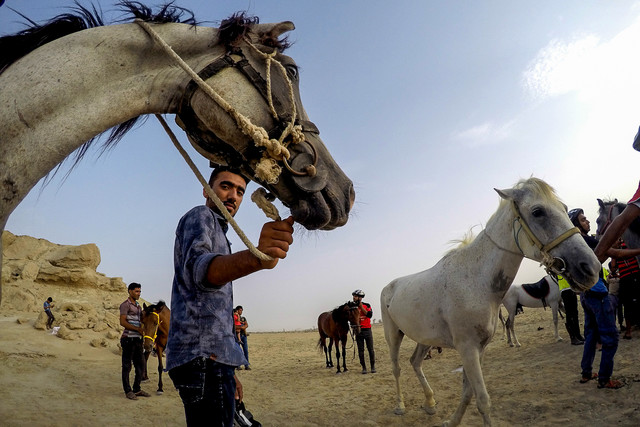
156, 391, 163, 395
556, 337, 563, 342
394, 407, 405, 415
509, 343, 514, 348
515, 343, 521, 348
424, 405, 437, 415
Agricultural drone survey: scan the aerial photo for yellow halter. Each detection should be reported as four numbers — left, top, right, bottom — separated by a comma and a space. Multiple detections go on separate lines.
143, 311, 160, 344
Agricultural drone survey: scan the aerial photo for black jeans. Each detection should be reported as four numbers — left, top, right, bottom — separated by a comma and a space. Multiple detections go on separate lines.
121, 337, 145, 394
169, 357, 236, 427
356, 328, 375, 369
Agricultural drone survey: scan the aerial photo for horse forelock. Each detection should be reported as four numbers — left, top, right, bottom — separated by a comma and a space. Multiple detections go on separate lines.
219, 12, 291, 52
144, 300, 166, 314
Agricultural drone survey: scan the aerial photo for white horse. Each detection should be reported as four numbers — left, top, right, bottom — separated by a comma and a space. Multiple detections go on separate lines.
380, 178, 600, 427
500, 275, 563, 347
0, 4, 355, 304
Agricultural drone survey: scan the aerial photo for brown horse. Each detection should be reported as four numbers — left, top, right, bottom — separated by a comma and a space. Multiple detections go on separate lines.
317, 301, 361, 374
141, 301, 170, 395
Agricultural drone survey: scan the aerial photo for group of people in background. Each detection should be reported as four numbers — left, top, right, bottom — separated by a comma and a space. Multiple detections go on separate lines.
563, 179, 640, 390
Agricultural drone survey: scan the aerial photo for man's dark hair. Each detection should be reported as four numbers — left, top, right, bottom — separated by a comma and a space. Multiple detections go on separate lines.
128, 282, 141, 291
208, 166, 250, 186
47, 297, 53, 302
235, 305, 243, 310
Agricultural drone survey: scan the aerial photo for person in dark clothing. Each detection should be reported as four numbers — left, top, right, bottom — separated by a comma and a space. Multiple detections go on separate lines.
119, 282, 150, 400
352, 289, 375, 374
43, 297, 55, 330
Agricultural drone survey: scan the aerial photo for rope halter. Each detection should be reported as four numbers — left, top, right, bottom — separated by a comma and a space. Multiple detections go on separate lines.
509, 201, 580, 275
134, 20, 318, 185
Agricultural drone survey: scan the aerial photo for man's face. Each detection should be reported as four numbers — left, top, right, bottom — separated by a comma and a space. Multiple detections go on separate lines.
129, 287, 141, 301
205, 171, 246, 217
353, 294, 362, 303
578, 213, 591, 233
238, 308, 243, 315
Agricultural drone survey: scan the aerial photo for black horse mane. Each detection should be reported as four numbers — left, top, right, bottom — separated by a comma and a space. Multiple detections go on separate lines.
599, 199, 640, 236
0, 2, 200, 177
331, 301, 357, 324
144, 300, 166, 313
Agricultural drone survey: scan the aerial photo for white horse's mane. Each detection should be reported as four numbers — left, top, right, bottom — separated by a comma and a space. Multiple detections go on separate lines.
446, 178, 561, 256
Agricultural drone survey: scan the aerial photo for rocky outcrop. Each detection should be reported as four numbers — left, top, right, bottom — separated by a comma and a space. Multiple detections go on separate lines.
1, 231, 133, 349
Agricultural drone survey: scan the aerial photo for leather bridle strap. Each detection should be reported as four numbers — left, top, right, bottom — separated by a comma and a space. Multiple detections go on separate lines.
510, 201, 580, 253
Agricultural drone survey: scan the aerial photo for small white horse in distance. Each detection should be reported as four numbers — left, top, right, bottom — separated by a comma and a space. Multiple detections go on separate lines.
500, 275, 563, 347
380, 178, 600, 427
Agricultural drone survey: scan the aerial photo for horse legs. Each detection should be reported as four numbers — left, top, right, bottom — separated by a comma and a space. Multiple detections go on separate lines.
382, 314, 406, 415
334, 340, 342, 374
507, 310, 521, 348
319, 336, 332, 368
328, 338, 335, 369
445, 345, 491, 427
409, 344, 437, 415
497, 308, 507, 340
156, 346, 164, 395
341, 339, 348, 373
552, 305, 563, 342
142, 351, 150, 381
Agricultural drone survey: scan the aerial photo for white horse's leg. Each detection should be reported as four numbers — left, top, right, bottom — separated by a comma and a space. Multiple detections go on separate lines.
508, 310, 521, 348
504, 307, 514, 347
497, 308, 507, 340
410, 344, 437, 415
445, 346, 492, 427
382, 316, 406, 415
443, 367, 474, 427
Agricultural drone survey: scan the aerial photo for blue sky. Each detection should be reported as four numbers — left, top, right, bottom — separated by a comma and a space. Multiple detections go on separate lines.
3, 1, 640, 331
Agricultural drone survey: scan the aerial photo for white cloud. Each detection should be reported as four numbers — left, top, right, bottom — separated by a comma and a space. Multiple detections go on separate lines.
451, 120, 515, 148
523, 16, 640, 103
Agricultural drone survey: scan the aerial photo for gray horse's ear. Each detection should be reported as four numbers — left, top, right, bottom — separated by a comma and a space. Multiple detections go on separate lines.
253, 21, 295, 44
597, 198, 604, 208
143, 303, 147, 309
495, 188, 515, 201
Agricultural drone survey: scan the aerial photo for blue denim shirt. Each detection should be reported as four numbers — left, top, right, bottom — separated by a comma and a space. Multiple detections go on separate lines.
166, 205, 248, 371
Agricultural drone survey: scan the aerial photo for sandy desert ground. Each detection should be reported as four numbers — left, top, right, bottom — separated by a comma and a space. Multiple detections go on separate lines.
2, 305, 640, 427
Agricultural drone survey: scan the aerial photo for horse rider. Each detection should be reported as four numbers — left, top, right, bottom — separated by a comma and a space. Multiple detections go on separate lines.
352, 289, 376, 374
166, 166, 294, 427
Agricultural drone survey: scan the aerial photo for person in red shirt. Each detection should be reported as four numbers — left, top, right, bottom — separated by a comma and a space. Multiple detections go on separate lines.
352, 289, 375, 374
611, 239, 640, 339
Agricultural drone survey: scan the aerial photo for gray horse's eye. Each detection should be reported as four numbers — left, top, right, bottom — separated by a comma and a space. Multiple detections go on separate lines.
531, 207, 545, 218
285, 64, 298, 79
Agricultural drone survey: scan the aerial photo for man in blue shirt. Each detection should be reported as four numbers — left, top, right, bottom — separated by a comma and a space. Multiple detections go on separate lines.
167, 166, 294, 427
570, 209, 640, 389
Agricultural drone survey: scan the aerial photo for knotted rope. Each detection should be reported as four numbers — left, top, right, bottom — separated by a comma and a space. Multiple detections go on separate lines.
155, 115, 277, 262
136, 19, 304, 184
